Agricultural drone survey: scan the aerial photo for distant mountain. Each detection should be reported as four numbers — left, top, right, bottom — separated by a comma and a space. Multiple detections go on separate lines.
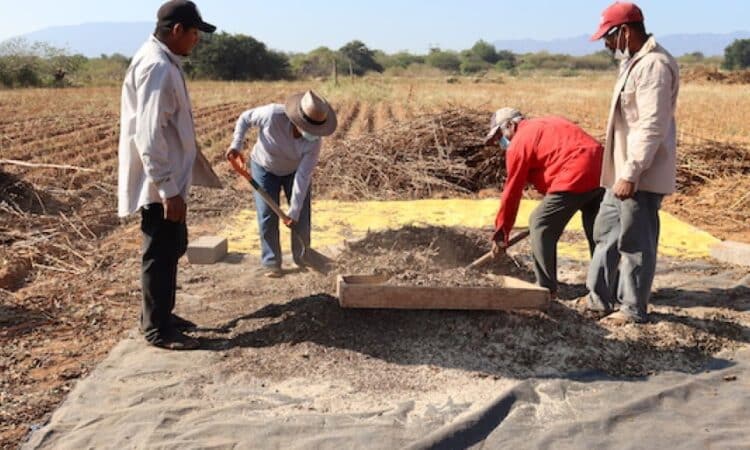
4, 23, 750, 58
493, 34, 602, 57
658, 32, 750, 57
494, 31, 750, 57
9, 22, 155, 57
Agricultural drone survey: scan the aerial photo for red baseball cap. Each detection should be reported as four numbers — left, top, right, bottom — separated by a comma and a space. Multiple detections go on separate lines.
590, 2, 644, 41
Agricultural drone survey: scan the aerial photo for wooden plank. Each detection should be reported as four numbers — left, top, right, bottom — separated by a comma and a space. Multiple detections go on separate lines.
710, 241, 750, 268
337, 274, 550, 311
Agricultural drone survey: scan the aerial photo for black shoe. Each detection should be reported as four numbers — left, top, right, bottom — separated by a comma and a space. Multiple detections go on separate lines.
148, 330, 200, 351
139, 315, 197, 333
170, 314, 197, 331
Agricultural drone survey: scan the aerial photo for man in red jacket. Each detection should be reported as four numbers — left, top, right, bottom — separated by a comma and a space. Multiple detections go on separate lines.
485, 108, 604, 298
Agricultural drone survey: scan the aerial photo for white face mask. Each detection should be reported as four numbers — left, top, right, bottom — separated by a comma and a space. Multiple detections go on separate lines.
613, 28, 631, 61
301, 130, 320, 142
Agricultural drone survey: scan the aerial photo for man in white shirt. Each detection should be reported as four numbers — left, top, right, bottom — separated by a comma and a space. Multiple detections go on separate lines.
226, 91, 337, 278
118, 0, 216, 350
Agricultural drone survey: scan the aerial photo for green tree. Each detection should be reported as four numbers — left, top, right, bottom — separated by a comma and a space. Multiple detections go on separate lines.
338, 40, 383, 75
374, 51, 425, 70
425, 48, 461, 72
495, 50, 517, 70
79, 54, 130, 85
459, 50, 491, 74
0, 38, 84, 87
470, 40, 499, 64
573, 50, 616, 70
460, 58, 491, 74
393, 51, 425, 68
187, 32, 290, 80
289, 47, 347, 78
723, 39, 750, 70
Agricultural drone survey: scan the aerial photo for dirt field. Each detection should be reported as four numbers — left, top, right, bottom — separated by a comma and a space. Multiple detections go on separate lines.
1, 75, 750, 448
180, 227, 749, 386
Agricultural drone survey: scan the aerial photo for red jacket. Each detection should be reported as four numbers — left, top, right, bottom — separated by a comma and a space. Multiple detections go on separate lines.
494, 116, 603, 243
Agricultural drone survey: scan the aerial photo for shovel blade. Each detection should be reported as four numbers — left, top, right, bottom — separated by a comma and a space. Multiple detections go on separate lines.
300, 247, 335, 274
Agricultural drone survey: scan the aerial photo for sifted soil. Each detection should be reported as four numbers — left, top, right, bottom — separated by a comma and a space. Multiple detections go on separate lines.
180, 226, 749, 397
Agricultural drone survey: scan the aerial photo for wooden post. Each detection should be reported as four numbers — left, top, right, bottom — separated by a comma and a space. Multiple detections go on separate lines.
333, 59, 338, 86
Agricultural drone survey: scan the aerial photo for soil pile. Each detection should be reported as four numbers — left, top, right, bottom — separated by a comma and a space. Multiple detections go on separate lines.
682, 67, 750, 84
334, 226, 532, 285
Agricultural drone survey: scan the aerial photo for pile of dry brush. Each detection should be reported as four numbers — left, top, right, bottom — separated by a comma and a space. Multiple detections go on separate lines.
316, 108, 503, 200
315, 106, 749, 232
677, 139, 750, 189
673, 138, 750, 234
0, 169, 117, 291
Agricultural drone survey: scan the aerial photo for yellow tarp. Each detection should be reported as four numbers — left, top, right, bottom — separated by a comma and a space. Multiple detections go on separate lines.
223, 199, 719, 261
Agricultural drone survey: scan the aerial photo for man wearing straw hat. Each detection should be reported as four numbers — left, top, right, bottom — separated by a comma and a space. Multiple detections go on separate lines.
485, 108, 604, 299
226, 91, 337, 278
584, 2, 679, 325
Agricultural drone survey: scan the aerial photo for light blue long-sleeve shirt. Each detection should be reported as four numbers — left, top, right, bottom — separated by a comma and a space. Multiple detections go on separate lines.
230, 104, 321, 221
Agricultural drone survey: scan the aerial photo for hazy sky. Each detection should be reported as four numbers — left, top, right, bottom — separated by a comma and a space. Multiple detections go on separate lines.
1, 0, 748, 52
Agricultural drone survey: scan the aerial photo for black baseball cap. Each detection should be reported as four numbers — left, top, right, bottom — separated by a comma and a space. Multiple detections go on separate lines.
157, 0, 216, 33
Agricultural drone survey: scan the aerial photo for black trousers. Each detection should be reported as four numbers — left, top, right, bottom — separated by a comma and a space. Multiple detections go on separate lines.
140, 203, 188, 342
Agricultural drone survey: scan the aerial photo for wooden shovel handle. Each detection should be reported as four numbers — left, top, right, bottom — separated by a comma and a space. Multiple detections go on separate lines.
228, 154, 290, 222
467, 229, 531, 269
467, 252, 495, 270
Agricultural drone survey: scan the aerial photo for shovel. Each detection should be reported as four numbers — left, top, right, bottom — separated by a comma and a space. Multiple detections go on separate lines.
466, 229, 531, 270
228, 154, 333, 274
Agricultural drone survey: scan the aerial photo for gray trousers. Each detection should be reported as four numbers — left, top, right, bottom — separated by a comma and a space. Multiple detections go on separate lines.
586, 189, 663, 321
529, 189, 604, 293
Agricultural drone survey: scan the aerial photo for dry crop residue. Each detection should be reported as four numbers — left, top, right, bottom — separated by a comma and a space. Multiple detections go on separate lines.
315, 108, 504, 200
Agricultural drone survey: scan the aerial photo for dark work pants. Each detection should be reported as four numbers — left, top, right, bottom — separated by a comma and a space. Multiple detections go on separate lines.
140, 203, 188, 342
529, 188, 605, 292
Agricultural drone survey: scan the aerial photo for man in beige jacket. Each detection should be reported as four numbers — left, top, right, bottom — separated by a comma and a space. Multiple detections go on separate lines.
584, 2, 680, 324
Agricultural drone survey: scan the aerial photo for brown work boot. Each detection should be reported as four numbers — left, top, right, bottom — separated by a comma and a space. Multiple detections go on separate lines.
148, 330, 200, 351
600, 310, 646, 326
262, 266, 284, 278
574, 295, 613, 320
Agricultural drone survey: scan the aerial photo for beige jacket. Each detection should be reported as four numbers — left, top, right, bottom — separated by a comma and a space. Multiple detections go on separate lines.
602, 36, 680, 194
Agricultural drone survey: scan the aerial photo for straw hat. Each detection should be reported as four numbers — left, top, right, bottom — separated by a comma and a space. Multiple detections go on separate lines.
284, 90, 337, 137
